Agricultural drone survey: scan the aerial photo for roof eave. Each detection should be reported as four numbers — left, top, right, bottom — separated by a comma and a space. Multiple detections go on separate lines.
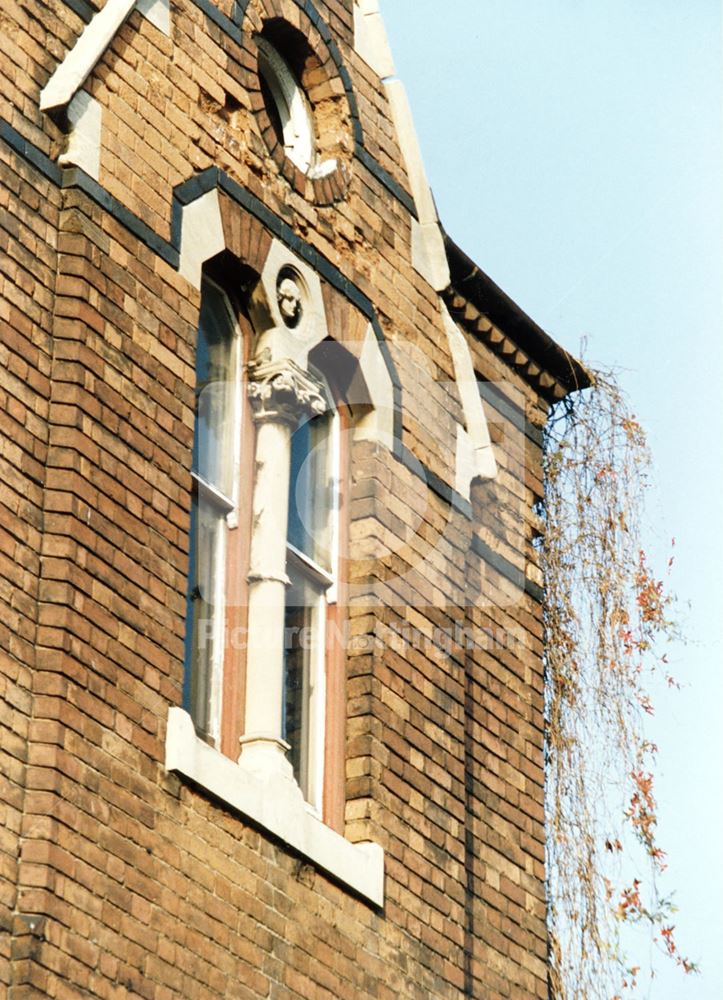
444, 235, 592, 400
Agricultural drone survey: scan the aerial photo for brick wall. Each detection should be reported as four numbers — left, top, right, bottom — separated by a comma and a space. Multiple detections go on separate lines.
0, 1, 586, 997
0, 90, 61, 991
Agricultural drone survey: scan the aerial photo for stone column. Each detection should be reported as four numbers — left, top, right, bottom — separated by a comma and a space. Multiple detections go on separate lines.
239, 360, 325, 776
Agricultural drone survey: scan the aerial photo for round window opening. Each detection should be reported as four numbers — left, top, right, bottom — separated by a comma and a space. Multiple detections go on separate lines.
257, 37, 337, 180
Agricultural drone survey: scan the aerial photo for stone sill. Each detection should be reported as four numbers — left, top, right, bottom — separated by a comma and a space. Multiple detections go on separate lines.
165, 707, 384, 907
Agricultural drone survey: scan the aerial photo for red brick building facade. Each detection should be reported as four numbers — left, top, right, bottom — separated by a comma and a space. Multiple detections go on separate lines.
1, 1, 587, 997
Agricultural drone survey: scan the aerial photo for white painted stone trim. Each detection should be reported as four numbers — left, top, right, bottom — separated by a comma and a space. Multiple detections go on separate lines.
383, 79, 450, 291
411, 216, 450, 295
178, 189, 225, 289
165, 707, 385, 907
58, 91, 102, 179
136, 0, 170, 35
352, 0, 396, 80
455, 425, 476, 502
443, 304, 498, 487
41, 0, 136, 112
40, 0, 170, 113
352, 324, 395, 448
383, 79, 436, 224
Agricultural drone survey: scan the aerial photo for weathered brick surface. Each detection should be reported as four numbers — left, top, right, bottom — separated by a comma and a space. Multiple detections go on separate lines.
0, 0, 575, 996
0, 126, 60, 990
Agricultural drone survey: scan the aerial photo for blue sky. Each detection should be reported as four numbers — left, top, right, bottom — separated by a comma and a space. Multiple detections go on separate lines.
381, 2, 723, 996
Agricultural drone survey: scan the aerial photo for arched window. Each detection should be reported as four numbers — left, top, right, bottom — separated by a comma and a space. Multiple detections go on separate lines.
183, 278, 244, 748
182, 277, 357, 829
169, 269, 384, 905
284, 371, 342, 812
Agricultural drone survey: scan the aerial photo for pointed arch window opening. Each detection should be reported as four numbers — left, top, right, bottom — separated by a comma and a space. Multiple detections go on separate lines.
183, 278, 244, 749
183, 283, 347, 820
284, 370, 342, 813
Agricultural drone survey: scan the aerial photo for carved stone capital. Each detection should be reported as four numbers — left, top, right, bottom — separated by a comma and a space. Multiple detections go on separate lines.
247, 360, 326, 425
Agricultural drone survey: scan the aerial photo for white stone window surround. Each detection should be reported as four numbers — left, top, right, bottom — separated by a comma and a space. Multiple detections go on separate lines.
166, 707, 384, 906
176, 192, 396, 458
170, 227, 388, 908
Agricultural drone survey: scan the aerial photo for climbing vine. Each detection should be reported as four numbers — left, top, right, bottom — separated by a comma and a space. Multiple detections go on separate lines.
542, 370, 696, 999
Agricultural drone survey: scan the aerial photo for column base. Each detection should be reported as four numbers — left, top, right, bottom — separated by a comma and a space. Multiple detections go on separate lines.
238, 733, 294, 780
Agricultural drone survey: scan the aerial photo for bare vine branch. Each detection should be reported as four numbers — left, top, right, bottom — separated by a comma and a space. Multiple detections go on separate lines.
542, 370, 696, 999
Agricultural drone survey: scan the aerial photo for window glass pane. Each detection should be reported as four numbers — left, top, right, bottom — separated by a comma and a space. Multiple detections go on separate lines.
259, 69, 285, 147
184, 490, 226, 743
283, 564, 323, 796
184, 280, 238, 748
257, 39, 315, 175
287, 411, 332, 571
193, 282, 236, 499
